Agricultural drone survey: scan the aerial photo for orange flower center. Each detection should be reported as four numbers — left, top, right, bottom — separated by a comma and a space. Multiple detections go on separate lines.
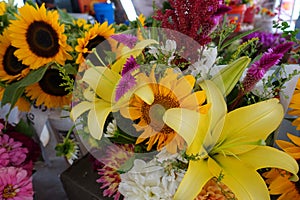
3, 184, 17, 199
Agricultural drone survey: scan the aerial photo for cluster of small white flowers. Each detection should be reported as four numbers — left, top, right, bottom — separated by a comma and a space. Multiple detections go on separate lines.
184, 46, 218, 82
148, 39, 177, 65
104, 119, 117, 138
118, 149, 186, 200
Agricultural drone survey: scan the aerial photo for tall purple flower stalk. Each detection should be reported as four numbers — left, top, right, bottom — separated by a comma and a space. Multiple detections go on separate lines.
229, 42, 294, 110
115, 56, 140, 101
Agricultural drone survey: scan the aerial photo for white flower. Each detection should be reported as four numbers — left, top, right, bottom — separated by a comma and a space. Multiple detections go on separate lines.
104, 119, 117, 137
184, 46, 218, 81
148, 40, 177, 65
119, 158, 185, 200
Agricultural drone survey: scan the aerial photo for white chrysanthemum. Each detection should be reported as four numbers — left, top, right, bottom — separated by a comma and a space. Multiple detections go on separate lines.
119, 158, 184, 200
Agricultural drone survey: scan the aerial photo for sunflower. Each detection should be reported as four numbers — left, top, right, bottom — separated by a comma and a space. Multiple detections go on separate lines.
25, 68, 72, 109
75, 21, 116, 68
263, 133, 300, 200
288, 78, 300, 130
120, 67, 210, 153
0, 29, 30, 82
8, 3, 72, 70
0, 87, 31, 112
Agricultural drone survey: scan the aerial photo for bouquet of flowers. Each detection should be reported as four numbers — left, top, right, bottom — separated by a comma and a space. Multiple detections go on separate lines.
69, 1, 300, 199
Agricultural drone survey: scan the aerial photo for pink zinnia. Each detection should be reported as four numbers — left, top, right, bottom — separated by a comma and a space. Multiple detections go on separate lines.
0, 167, 33, 200
96, 144, 135, 200
0, 148, 9, 167
0, 134, 28, 167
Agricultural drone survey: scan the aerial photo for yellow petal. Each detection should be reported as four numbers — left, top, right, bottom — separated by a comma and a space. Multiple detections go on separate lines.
174, 160, 213, 200
287, 133, 300, 146
199, 80, 227, 145
218, 99, 284, 154
70, 101, 92, 121
88, 100, 112, 140
163, 108, 206, 147
134, 84, 154, 105
238, 146, 299, 181
210, 155, 270, 200
83, 67, 120, 102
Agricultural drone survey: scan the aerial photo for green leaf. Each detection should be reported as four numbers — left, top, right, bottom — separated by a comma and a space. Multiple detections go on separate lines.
14, 118, 36, 138
117, 155, 136, 174
57, 8, 75, 25
1, 66, 48, 108
220, 28, 259, 51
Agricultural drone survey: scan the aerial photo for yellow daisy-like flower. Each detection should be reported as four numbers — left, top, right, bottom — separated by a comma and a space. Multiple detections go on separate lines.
8, 3, 72, 70
120, 67, 210, 153
0, 29, 30, 82
0, 87, 31, 112
288, 78, 300, 130
263, 133, 300, 200
0, 1, 6, 15
75, 21, 115, 67
25, 68, 72, 109
73, 18, 92, 30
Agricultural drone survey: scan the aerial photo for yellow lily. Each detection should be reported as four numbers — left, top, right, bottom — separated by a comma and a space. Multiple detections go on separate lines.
163, 80, 299, 200
70, 66, 121, 140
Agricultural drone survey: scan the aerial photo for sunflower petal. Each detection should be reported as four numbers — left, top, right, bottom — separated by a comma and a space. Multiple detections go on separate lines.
174, 160, 213, 200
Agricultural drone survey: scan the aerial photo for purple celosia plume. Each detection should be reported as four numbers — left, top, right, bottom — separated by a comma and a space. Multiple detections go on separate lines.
242, 43, 288, 93
110, 34, 138, 49
121, 55, 140, 76
272, 41, 294, 55
115, 56, 140, 101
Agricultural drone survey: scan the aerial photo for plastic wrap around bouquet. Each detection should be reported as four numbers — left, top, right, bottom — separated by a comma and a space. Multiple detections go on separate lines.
70, 27, 299, 199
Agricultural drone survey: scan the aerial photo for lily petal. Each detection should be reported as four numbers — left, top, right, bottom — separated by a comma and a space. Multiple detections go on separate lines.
70, 101, 92, 121
239, 146, 299, 181
163, 108, 206, 147
210, 155, 270, 200
218, 99, 284, 154
174, 160, 213, 200
88, 100, 112, 139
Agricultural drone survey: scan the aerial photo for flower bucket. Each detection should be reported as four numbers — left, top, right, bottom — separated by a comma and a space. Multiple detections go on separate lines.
93, 2, 114, 25
227, 4, 247, 32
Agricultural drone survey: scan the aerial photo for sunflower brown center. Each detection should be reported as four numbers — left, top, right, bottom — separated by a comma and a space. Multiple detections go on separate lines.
3, 184, 17, 198
3, 46, 28, 75
26, 21, 59, 58
141, 93, 180, 133
84, 36, 111, 64
38, 68, 70, 96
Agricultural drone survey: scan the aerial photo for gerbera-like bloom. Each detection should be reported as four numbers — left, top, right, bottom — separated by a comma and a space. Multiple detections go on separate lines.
8, 3, 72, 69
0, 29, 30, 82
263, 133, 300, 199
0, 134, 28, 167
25, 68, 72, 109
96, 144, 134, 200
75, 21, 115, 65
0, 167, 33, 200
120, 66, 210, 153
288, 78, 300, 130
196, 178, 237, 200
